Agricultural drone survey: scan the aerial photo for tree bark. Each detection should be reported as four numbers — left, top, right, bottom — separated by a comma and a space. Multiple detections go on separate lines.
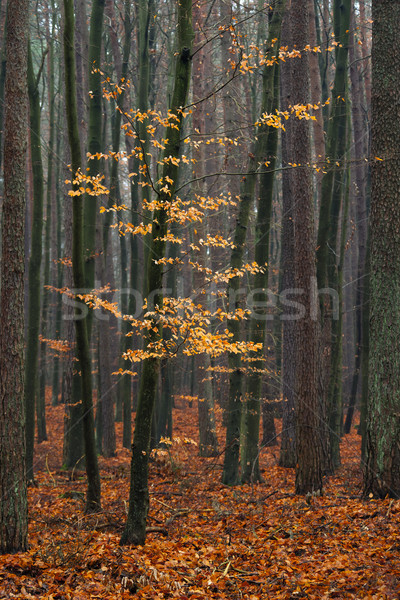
63, 0, 101, 512
120, 0, 193, 545
364, 0, 400, 498
290, 0, 324, 495
0, 0, 29, 553
25, 43, 46, 478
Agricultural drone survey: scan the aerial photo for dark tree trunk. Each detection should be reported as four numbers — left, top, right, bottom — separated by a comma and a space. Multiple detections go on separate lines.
120, 0, 193, 545
0, 0, 29, 553
364, 0, 400, 499
25, 43, 46, 478
63, 0, 101, 512
290, 0, 324, 495
278, 5, 296, 469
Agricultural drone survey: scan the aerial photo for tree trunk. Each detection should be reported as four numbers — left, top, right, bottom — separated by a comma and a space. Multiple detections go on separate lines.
364, 0, 400, 498
25, 43, 46, 479
192, 0, 218, 458
290, 0, 323, 495
0, 0, 29, 553
63, 0, 101, 512
241, 1, 284, 483
278, 5, 296, 469
84, 0, 105, 309
39, 15, 56, 435
344, 5, 369, 434
120, 0, 193, 545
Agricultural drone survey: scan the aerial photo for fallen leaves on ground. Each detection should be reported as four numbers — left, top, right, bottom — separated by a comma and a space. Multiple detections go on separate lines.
1, 396, 399, 599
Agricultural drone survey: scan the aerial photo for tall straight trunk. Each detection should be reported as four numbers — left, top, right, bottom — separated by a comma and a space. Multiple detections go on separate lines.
136, 0, 154, 286
39, 8, 57, 434
360, 231, 370, 460
25, 43, 45, 479
324, 0, 351, 466
222, 3, 284, 485
61, 129, 84, 469
290, 0, 323, 495
241, 1, 284, 483
326, 121, 349, 468
120, 146, 141, 448
84, 0, 105, 319
51, 94, 64, 406
308, 0, 325, 203
0, 0, 29, 553
105, 0, 132, 445
222, 160, 256, 485
120, 0, 193, 545
95, 263, 116, 458
344, 5, 369, 434
364, 0, 400, 498
192, 0, 218, 458
315, 0, 351, 471
63, 0, 101, 512
328, 138, 350, 466
278, 6, 296, 469
316, 0, 351, 294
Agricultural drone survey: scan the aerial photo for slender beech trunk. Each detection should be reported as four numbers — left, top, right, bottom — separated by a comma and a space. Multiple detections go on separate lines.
51, 94, 64, 406
39, 9, 57, 436
222, 160, 256, 485
63, 0, 101, 512
222, 2, 284, 485
192, 0, 218, 458
315, 0, 351, 471
25, 43, 46, 479
120, 0, 193, 545
324, 0, 351, 469
105, 0, 132, 446
316, 0, 351, 293
84, 0, 105, 306
0, 0, 29, 552
278, 5, 296, 468
308, 0, 325, 204
241, 1, 284, 483
344, 5, 369, 434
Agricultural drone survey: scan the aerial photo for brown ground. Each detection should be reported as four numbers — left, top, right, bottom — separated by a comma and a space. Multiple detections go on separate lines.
1, 394, 399, 599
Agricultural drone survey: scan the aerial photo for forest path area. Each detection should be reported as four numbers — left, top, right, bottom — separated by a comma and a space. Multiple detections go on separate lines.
0, 394, 398, 599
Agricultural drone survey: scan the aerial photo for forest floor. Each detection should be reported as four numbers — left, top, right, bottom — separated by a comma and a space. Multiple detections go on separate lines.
1, 394, 399, 599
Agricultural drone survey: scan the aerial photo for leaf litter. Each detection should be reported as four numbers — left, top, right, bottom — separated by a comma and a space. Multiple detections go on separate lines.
1, 393, 399, 599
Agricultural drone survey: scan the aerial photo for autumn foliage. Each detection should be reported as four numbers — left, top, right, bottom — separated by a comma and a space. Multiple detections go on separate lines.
1, 391, 399, 599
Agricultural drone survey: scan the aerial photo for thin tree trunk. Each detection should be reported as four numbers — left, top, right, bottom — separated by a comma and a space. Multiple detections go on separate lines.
25, 43, 46, 478
222, 2, 284, 485
192, 0, 218, 458
120, 0, 193, 545
241, 2, 284, 483
279, 5, 296, 469
39, 9, 56, 435
63, 0, 101, 512
344, 5, 369, 434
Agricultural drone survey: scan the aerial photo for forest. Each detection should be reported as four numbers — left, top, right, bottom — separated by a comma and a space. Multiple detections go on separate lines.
1, 0, 400, 597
